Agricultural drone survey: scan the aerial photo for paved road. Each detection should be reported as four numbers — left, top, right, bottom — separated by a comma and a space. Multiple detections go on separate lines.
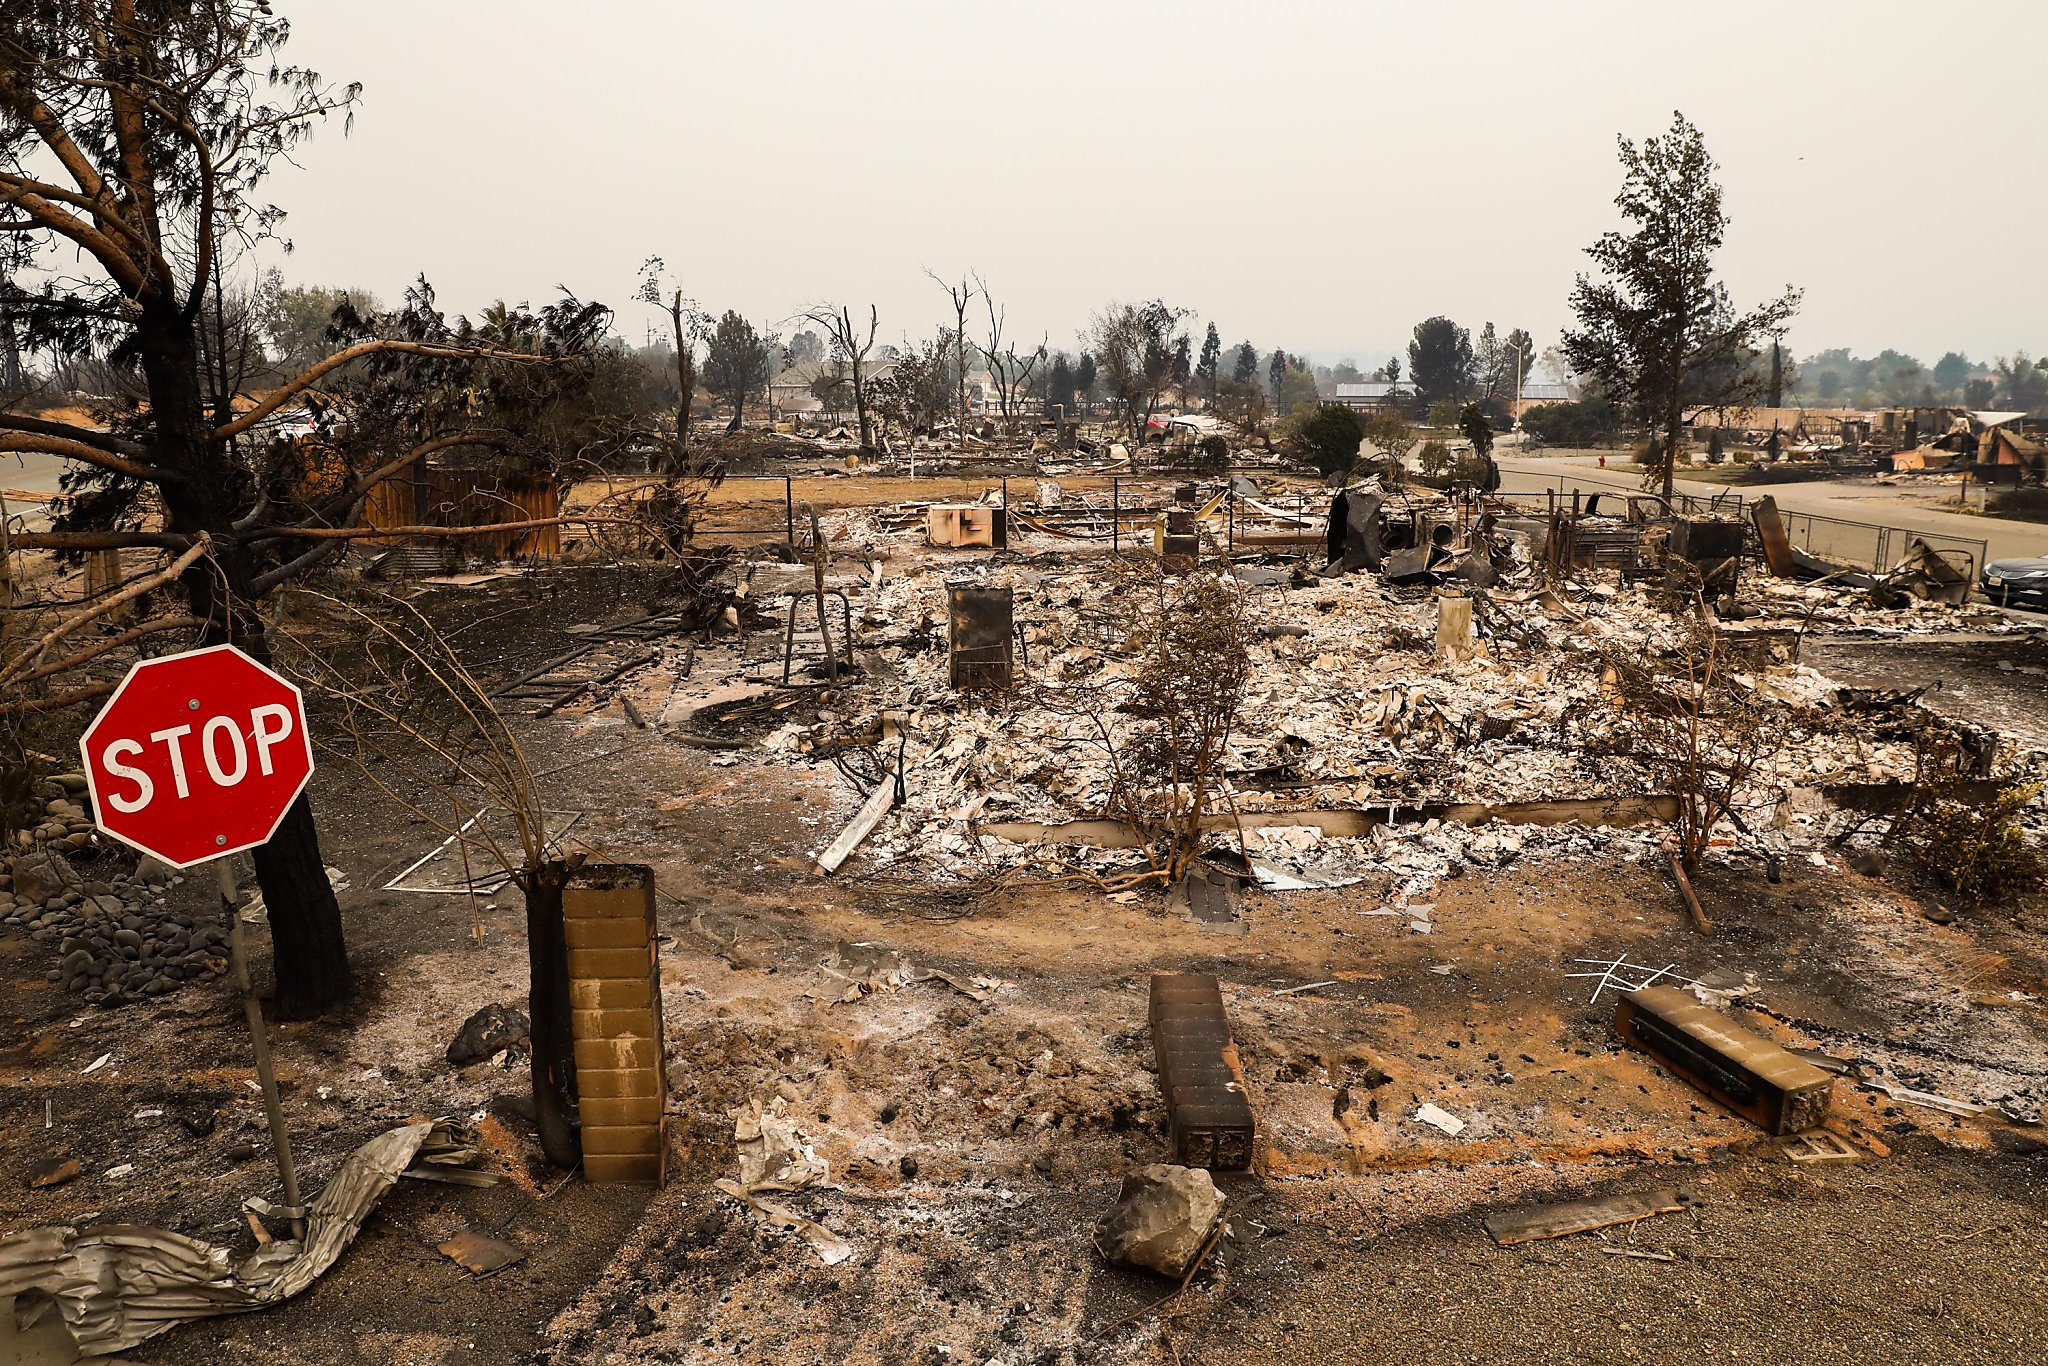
2, 451, 66, 528
1498, 451, 2046, 572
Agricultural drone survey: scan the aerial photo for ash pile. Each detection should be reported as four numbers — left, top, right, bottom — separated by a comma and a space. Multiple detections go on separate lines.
676, 475, 2042, 898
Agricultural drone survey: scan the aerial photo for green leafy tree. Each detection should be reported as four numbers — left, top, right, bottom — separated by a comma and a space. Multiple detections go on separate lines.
1047, 353, 1075, 414
1213, 377, 1269, 442
259, 276, 385, 374
1196, 323, 1221, 401
1268, 348, 1286, 397
1232, 341, 1258, 385
1085, 300, 1188, 438
1522, 395, 1621, 446
1561, 111, 1800, 498
787, 329, 825, 366
1364, 407, 1413, 486
702, 310, 774, 432
1932, 351, 1973, 397
1407, 316, 1474, 406
1275, 358, 1319, 418
869, 334, 953, 441
1293, 402, 1363, 477
1458, 403, 1494, 459
1996, 353, 2048, 411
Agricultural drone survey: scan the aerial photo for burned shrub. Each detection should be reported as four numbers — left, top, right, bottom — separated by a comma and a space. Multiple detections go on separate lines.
1035, 560, 1251, 887
1898, 778, 2046, 905
1577, 595, 1803, 882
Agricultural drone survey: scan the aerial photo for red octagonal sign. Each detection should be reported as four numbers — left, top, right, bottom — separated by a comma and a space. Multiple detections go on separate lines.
79, 644, 315, 869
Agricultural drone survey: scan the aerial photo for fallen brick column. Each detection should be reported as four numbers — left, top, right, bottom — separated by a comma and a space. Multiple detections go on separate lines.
1148, 973, 1255, 1170
1616, 985, 1832, 1135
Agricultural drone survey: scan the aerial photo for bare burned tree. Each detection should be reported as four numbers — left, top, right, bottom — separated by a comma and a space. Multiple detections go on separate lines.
1577, 583, 1806, 930
1086, 301, 1190, 444
975, 273, 1045, 435
277, 589, 581, 1166
636, 256, 705, 462
925, 269, 977, 432
803, 303, 879, 451
0, 3, 596, 1015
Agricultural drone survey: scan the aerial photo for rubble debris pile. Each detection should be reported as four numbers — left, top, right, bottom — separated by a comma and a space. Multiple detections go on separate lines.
713, 499, 2034, 894
2, 839, 225, 1006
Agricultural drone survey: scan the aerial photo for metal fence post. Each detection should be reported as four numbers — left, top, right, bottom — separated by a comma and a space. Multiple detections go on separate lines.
1111, 477, 1120, 557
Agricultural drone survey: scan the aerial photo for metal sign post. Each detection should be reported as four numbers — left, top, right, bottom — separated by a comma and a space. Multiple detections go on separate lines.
218, 858, 304, 1240
79, 643, 317, 1242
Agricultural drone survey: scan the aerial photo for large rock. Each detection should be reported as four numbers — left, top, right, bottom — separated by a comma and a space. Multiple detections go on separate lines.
10, 849, 78, 905
446, 1003, 531, 1066
1093, 1164, 1225, 1278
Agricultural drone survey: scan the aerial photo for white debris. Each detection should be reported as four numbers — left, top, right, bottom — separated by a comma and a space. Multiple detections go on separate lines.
1413, 1103, 1467, 1137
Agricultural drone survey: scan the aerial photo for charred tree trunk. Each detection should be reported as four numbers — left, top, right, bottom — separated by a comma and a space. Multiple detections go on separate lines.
135, 295, 352, 1018
519, 858, 581, 1168
666, 297, 694, 468
852, 356, 872, 452
1662, 400, 1684, 502
251, 793, 352, 1016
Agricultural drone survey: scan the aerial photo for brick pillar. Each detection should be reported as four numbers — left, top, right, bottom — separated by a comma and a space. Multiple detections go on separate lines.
564, 864, 668, 1183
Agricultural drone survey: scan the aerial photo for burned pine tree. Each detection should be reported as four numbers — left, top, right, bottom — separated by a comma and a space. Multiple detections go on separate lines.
1561, 112, 1800, 501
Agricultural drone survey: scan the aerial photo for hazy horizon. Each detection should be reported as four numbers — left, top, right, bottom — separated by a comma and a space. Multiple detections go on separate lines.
250, 1, 2047, 369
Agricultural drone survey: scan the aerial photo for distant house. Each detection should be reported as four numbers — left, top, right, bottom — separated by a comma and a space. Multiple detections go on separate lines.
1333, 380, 1417, 414
1514, 381, 1574, 420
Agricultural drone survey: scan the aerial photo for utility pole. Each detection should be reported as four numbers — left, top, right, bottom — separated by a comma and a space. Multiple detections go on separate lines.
1506, 339, 1532, 440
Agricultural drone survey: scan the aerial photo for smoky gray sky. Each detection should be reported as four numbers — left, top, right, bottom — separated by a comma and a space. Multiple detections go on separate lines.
261, 0, 2047, 369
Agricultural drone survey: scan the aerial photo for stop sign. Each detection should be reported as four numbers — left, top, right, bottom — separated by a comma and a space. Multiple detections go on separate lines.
78, 644, 315, 869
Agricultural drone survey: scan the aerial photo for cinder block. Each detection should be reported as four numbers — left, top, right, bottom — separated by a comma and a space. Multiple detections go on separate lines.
567, 946, 653, 980
575, 1035, 662, 1071
562, 884, 651, 920
570, 977, 654, 1012
563, 865, 668, 1188
564, 917, 654, 949
581, 1123, 662, 1156
582, 1151, 662, 1183
571, 1007, 658, 1040
581, 1094, 665, 1127
578, 1066, 663, 1100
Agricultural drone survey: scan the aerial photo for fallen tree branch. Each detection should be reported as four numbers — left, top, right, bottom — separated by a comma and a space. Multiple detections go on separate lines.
1668, 845, 1712, 934
1, 680, 119, 714
12, 614, 202, 685
247, 516, 638, 543
2, 531, 195, 552
1, 535, 212, 685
